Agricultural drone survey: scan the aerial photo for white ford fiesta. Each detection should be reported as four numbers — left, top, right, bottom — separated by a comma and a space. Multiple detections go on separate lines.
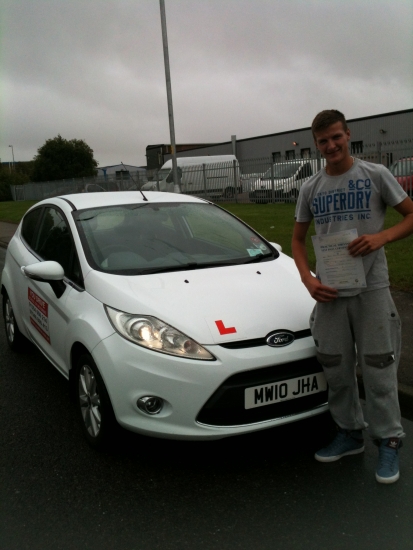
1, 191, 328, 448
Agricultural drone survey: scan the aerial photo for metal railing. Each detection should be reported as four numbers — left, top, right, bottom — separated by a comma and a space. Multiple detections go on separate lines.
10, 171, 148, 201
10, 148, 412, 202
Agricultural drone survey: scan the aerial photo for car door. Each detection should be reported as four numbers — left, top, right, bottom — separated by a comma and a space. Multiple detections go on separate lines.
18, 205, 83, 376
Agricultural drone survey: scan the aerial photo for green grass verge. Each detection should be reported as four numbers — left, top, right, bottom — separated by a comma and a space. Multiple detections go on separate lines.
0, 200, 412, 291
0, 201, 38, 224
221, 203, 413, 292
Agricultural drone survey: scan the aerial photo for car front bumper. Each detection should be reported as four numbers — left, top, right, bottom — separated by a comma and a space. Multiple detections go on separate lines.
93, 333, 328, 440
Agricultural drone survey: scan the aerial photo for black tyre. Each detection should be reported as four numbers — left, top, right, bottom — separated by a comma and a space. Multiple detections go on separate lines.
75, 353, 118, 450
223, 187, 235, 199
288, 189, 299, 202
3, 293, 27, 352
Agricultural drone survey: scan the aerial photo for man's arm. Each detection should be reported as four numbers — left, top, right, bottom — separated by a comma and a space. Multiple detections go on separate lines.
292, 221, 338, 302
348, 197, 413, 257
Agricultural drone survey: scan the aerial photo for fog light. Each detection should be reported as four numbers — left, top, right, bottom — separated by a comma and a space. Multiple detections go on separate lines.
137, 396, 164, 415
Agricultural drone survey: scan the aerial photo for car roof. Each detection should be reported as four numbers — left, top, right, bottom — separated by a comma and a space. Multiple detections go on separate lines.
41, 191, 207, 211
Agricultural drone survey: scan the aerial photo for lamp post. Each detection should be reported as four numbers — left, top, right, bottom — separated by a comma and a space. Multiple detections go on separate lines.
9, 145, 15, 170
159, 0, 180, 193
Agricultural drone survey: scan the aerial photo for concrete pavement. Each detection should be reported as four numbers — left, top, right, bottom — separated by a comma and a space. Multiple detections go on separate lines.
0, 221, 18, 249
0, 220, 412, 410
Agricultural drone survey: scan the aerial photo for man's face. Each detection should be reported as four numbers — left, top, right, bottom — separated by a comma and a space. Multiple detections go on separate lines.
314, 121, 351, 166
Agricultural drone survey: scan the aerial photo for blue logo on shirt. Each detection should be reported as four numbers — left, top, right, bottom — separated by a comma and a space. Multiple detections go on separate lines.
312, 177, 373, 225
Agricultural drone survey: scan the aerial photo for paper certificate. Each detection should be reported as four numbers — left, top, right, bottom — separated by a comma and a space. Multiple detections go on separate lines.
311, 229, 367, 289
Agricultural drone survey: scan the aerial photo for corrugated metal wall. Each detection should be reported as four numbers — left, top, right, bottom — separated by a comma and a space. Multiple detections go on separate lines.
164, 109, 413, 163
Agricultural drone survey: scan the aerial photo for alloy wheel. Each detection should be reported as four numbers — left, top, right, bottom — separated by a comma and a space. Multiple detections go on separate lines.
78, 364, 102, 438
4, 298, 15, 344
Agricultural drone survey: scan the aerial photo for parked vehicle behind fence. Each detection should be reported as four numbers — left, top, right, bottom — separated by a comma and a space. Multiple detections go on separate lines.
249, 159, 325, 203
142, 156, 242, 199
390, 158, 413, 198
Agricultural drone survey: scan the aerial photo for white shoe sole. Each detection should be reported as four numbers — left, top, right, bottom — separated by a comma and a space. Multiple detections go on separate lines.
315, 446, 365, 463
376, 471, 400, 484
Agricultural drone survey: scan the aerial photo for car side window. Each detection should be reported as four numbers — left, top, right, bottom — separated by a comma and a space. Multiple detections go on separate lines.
35, 207, 83, 286
21, 207, 44, 249
297, 164, 312, 179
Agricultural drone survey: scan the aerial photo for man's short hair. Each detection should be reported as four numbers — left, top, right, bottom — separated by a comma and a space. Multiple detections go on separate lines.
311, 110, 348, 139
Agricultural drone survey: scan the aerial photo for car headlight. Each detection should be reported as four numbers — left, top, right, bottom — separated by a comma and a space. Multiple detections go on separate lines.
105, 306, 215, 361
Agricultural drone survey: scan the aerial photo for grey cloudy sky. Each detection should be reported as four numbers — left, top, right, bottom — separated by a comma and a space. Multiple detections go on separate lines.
1, 0, 412, 168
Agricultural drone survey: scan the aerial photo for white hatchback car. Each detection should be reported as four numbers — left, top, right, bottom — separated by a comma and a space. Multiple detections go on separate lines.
1, 192, 328, 448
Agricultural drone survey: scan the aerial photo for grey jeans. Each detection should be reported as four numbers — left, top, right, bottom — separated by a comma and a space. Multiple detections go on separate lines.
310, 287, 404, 440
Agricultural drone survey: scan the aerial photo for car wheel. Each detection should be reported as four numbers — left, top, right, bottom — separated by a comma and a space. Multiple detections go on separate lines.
3, 293, 27, 352
76, 353, 118, 450
223, 187, 235, 199
289, 189, 299, 202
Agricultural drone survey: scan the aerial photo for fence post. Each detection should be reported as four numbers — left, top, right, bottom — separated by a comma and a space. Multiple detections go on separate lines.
376, 141, 382, 166
156, 171, 160, 191
270, 161, 275, 203
233, 160, 238, 203
202, 164, 207, 197
316, 150, 321, 172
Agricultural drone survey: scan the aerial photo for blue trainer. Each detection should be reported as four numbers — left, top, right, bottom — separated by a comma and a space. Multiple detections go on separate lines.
315, 428, 364, 462
376, 438, 401, 484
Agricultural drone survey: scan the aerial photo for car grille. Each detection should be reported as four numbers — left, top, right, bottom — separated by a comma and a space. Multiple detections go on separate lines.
219, 329, 311, 349
196, 356, 327, 427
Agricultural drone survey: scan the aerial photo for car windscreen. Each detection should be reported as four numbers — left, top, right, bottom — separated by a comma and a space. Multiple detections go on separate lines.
262, 163, 301, 179
74, 202, 277, 275
157, 168, 171, 180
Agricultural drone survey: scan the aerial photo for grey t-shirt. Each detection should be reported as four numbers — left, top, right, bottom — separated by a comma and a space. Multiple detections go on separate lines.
295, 158, 407, 296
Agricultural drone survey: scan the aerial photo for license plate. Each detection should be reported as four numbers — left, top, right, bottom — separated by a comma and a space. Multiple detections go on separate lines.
244, 372, 327, 409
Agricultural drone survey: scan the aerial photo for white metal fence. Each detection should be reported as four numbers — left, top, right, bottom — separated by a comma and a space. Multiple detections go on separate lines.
11, 171, 148, 201
10, 149, 412, 203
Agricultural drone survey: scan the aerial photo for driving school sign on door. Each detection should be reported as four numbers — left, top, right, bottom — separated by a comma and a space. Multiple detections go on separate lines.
28, 288, 51, 344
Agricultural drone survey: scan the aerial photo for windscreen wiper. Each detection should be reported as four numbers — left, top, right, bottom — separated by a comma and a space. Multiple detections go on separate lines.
138, 261, 239, 275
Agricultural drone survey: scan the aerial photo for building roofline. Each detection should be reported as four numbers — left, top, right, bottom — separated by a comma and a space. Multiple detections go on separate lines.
146, 143, 217, 151
98, 164, 144, 170
172, 108, 413, 153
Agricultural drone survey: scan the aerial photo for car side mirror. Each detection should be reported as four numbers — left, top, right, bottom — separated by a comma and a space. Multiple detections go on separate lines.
269, 242, 282, 252
22, 261, 66, 298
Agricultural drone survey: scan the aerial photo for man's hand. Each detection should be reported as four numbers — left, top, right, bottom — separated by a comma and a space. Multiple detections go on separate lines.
348, 233, 386, 257
348, 197, 413, 257
302, 274, 338, 302
292, 221, 338, 302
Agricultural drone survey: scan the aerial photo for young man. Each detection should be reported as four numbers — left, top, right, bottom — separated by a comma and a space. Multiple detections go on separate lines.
292, 110, 413, 484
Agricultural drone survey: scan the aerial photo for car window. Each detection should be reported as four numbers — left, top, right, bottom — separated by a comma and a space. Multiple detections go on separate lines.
21, 207, 44, 249
263, 163, 301, 179
75, 202, 276, 275
35, 207, 83, 286
182, 205, 246, 252
297, 164, 312, 179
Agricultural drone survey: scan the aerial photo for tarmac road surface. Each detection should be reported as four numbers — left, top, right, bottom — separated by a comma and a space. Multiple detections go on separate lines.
1, 248, 413, 550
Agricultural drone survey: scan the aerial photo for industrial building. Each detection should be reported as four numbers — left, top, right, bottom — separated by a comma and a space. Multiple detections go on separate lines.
160, 108, 413, 168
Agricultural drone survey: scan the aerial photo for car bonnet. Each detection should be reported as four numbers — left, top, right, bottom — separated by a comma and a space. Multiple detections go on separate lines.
83, 254, 315, 345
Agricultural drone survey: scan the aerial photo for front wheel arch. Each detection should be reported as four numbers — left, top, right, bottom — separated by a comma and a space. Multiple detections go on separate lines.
69, 342, 91, 400
223, 187, 235, 198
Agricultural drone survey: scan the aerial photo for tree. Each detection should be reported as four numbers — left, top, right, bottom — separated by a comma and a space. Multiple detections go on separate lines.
31, 135, 98, 182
